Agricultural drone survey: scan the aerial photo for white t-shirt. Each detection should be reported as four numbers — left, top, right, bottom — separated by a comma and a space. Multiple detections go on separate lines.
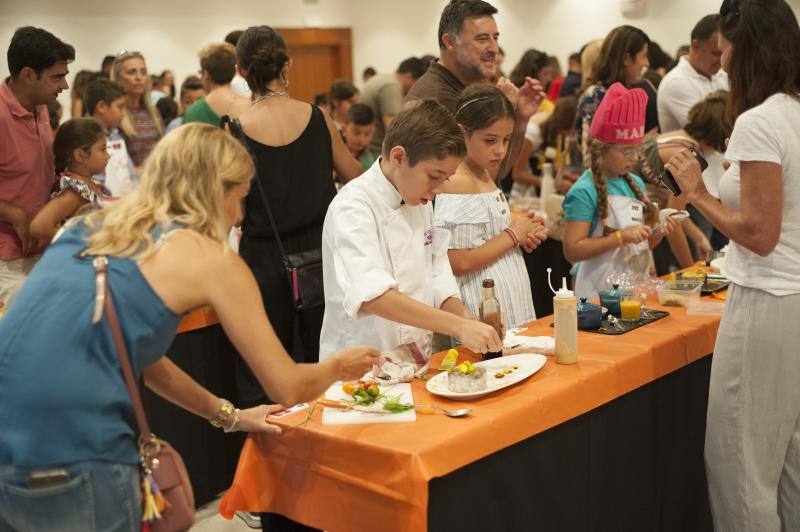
231, 75, 251, 98
718, 93, 800, 295
657, 57, 728, 133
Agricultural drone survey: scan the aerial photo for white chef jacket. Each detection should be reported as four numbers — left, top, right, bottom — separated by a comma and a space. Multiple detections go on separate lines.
318, 159, 461, 361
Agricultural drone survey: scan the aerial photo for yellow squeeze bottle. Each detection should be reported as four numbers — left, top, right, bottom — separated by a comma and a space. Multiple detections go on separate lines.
548, 268, 578, 365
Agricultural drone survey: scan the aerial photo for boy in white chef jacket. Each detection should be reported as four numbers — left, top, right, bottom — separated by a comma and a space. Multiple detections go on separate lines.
319, 100, 502, 360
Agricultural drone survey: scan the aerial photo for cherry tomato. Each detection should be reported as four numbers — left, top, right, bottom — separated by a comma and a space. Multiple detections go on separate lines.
367, 385, 380, 397
342, 382, 356, 396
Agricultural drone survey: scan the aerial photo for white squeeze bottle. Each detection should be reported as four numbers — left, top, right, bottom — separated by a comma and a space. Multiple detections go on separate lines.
547, 268, 578, 365
540, 162, 555, 204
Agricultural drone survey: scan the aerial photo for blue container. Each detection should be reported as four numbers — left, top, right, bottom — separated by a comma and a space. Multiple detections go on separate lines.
577, 298, 603, 330
598, 284, 631, 315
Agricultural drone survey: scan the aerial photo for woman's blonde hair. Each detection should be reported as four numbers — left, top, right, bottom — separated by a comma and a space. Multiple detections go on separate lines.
82, 123, 254, 260
111, 52, 164, 139
589, 137, 657, 233
580, 40, 604, 91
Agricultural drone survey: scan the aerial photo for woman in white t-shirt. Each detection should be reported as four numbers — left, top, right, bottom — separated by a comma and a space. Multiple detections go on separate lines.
665, 1, 800, 529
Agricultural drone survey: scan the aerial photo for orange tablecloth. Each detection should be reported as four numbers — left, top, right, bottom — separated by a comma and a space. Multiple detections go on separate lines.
219, 295, 722, 531
176, 306, 219, 334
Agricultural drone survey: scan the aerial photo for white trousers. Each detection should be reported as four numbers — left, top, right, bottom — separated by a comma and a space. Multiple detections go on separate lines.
0, 257, 38, 315
706, 284, 800, 531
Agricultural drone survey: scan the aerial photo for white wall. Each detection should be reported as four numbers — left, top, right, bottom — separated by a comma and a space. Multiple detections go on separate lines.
2, 0, 799, 115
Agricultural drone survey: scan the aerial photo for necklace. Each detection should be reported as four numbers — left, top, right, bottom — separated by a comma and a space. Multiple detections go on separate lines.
251, 90, 288, 105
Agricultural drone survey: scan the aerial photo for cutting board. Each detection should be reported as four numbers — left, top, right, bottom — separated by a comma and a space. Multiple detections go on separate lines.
321, 382, 417, 425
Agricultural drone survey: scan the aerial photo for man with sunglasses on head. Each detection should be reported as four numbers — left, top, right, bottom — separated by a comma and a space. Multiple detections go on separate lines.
0, 26, 74, 314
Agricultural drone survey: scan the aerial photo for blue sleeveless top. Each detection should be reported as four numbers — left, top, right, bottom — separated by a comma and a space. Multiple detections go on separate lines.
0, 221, 184, 466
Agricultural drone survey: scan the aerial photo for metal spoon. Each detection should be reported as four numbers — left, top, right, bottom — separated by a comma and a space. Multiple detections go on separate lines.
417, 404, 472, 417
607, 314, 625, 332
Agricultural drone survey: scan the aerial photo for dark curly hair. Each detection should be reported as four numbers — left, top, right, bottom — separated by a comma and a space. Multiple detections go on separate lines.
7, 26, 74, 79
236, 26, 290, 95
684, 90, 732, 153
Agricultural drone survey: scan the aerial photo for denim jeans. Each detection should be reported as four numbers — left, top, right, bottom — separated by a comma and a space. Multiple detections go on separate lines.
0, 461, 140, 532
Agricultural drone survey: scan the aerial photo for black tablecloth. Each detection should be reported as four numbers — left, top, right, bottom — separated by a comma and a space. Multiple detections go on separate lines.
428, 356, 713, 532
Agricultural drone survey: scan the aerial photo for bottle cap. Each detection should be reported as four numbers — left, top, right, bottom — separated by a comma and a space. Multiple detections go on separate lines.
547, 268, 574, 298
482, 279, 495, 288
555, 276, 574, 298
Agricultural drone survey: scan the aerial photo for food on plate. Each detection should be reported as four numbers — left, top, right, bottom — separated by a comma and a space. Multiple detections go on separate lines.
339, 379, 413, 412
341, 379, 382, 406
447, 360, 487, 392
658, 293, 692, 307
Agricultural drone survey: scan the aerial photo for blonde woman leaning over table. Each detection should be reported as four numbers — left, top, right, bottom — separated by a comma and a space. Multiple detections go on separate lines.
665, 1, 800, 529
0, 124, 379, 531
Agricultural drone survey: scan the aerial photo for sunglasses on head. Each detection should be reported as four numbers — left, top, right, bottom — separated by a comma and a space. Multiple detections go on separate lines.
720, 0, 741, 19
115, 50, 143, 60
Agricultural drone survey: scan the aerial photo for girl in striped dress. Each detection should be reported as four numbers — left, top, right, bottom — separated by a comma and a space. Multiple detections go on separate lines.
434, 84, 548, 328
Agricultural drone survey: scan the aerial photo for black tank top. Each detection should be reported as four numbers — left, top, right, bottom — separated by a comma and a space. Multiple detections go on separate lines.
241, 104, 336, 239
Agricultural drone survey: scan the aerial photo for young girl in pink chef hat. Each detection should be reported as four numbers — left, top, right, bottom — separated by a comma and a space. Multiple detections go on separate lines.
561, 82, 677, 299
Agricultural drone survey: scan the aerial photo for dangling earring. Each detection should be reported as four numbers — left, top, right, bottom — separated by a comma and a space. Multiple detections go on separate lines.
282, 73, 290, 91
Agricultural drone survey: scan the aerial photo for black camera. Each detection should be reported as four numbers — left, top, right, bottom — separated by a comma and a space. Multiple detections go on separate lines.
660, 149, 708, 196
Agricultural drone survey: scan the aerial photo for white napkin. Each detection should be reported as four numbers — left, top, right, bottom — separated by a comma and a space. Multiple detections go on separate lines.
366, 343, 429, 384
503, 329, 555, 355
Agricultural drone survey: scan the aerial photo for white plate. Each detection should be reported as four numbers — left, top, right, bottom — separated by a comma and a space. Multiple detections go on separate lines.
425, 353, 547, 401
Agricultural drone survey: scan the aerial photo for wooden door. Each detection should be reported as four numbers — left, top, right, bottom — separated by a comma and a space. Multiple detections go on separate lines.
276, 28, 353, 105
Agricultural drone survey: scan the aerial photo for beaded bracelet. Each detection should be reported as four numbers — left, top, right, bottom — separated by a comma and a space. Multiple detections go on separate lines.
504, 227, 520, 247
615, 231, 624, 247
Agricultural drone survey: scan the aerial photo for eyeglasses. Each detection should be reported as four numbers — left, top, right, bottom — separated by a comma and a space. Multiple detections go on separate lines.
610, 146, 639, 160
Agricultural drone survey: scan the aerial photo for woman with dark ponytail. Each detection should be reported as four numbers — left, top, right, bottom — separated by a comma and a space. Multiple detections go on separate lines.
231, 24, 363, 431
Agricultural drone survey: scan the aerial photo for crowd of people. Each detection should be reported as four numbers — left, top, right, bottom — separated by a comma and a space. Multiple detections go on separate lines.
1, 0, 799, 530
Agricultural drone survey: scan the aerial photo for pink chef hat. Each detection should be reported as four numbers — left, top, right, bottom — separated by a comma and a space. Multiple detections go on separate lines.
589, 82, 648, 145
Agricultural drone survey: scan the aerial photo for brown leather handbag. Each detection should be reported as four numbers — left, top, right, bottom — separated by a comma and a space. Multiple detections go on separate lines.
92, 256, 195, 532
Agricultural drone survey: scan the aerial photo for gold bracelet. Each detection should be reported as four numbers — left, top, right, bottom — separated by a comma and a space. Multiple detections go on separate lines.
209, 399, 236, 428
615, 231, 624, 247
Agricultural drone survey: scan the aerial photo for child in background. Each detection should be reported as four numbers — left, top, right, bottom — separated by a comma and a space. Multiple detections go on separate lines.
164, 76, 206, 134
329, 79, 359, 130
30, 118, 110, 243
562, 83, 677, 299
434, 84, 547, 329
342, 103, 376, 171
85, 78, 137, 197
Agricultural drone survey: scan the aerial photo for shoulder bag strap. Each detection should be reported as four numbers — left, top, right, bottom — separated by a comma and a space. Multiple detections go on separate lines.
92, 257, 154, 444
220, 115, 290, 267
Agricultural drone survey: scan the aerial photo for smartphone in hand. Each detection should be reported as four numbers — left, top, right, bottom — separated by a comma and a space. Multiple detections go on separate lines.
660, 149, 708, 196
